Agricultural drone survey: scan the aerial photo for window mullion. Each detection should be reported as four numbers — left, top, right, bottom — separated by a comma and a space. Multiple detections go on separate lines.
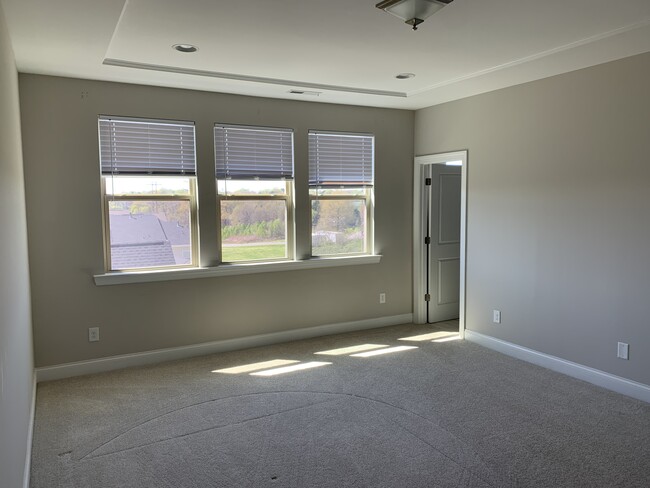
286, 180, 295, 260
190, 178, 199, 267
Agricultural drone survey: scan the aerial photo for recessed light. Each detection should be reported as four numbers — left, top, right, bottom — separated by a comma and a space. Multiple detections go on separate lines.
396, 73, 415, 79
172, 44, 198, 53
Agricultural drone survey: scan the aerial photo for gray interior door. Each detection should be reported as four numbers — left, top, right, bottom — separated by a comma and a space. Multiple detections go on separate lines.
425, 164, 461, 323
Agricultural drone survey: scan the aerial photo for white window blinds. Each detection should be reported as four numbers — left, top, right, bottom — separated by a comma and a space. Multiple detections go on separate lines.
309, 131, 374, 187
215, 125, 294, 180
99, 117, 196, 175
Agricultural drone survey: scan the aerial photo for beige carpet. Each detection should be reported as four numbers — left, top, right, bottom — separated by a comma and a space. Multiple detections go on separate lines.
31, 322, 650, 487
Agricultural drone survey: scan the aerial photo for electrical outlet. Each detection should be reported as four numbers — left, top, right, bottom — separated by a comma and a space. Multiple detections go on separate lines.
379, 293, 386, 304
617, 342, 629, 360
492, 310, 501, 324
88, 327, 100, 342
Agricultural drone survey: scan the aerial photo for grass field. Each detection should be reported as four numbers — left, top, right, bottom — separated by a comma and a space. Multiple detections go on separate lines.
222, 243, 286, 262
222, 239, 364, 262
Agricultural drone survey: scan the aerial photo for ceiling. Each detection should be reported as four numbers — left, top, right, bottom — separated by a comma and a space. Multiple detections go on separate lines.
3, 0, 650, 110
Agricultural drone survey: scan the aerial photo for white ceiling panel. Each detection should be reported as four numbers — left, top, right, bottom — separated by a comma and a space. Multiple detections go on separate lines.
3, 0, 650, 109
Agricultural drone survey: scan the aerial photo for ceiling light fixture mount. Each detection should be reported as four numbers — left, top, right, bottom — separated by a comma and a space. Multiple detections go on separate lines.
376, 0, 454, 30
172, 44, 198, 53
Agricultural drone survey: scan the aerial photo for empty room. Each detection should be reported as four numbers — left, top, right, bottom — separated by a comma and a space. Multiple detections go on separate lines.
1, 1, 650, 487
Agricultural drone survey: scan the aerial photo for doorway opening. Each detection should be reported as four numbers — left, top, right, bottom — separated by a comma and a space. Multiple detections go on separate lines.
413, 151, 467, 337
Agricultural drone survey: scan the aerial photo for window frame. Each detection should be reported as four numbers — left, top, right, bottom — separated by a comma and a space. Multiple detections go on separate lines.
308, 130, 375, 258
214, 123, 296, 264
98, 116, 199, 272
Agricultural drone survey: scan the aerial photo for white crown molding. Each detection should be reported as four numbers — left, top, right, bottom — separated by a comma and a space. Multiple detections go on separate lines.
411, 18, 650, 96
103, 58, 407, 98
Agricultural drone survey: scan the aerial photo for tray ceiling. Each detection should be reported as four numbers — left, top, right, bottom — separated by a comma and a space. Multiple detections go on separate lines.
3, 0, 650, 109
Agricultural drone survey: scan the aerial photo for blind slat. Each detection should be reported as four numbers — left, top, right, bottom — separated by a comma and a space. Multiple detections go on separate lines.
308, 131, 374, 187
99, 117, 196, 175
215, 125, 294, 180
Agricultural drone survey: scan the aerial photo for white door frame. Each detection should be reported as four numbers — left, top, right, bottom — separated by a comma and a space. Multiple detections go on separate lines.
413, 150, 468, 337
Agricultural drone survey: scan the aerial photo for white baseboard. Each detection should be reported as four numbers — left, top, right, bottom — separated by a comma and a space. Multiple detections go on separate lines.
465, 330, 650, 404
36, 313, 413, 382
23, 372, 36, 488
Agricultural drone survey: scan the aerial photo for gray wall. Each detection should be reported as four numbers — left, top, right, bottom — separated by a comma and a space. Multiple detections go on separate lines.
19, 75, 414, 368
416, 52, 650, 386
0, 3, 35, 488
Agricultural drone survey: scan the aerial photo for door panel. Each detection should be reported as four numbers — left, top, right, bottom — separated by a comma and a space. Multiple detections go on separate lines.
426, 164, 461, 323
438, 257, 460, 305
438, 173, 461, 244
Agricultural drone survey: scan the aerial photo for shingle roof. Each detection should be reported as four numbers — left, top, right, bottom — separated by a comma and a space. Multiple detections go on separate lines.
110, 241, 176, 269
160, 220, 190, 245
109, 214, 167, 245
109, 214, 189, 269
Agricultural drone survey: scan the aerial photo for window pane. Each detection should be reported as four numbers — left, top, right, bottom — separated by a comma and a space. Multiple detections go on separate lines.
108, 200, 192, 270
217, 179, 286, 196
106, 176, 190, 196
312, 199, 366, 255
221, 200, 287, 262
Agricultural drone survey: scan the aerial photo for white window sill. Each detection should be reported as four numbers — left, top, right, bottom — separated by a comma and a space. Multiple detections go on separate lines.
94, 254, 382, 286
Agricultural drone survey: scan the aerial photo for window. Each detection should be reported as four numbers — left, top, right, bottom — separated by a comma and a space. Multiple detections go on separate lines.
215, 124, 294, 263
95, 119, 379, 283
309, 131, 374, 256
98, 117, 198, 271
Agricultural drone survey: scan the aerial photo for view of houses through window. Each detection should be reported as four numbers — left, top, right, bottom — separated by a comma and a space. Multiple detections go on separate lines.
105, 176, 194, 270
311, 189, 368, 255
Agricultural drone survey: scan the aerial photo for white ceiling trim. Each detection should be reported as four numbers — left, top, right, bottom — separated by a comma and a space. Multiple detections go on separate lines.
102, 58, 408, 98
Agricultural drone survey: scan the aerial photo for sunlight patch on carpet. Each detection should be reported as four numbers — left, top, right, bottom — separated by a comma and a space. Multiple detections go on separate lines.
351, 346, 418, 357
398, 331, 458, 341
250, 361, 332, 376
433, 335, 461, 343
315, 344, 389, 356
213, 359, 299, 374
